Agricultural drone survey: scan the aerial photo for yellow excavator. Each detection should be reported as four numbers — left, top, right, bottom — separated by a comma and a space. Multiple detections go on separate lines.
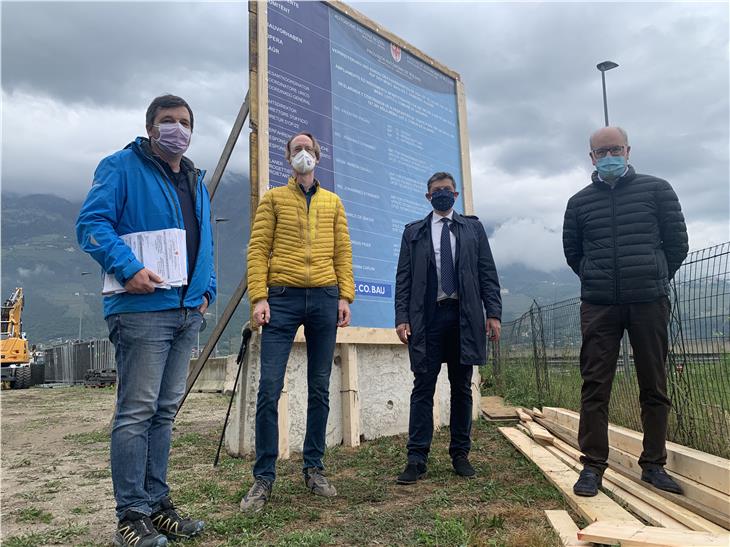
1, 287, 32, 389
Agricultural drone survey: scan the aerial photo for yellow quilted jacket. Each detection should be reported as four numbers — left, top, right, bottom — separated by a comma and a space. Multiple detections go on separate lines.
247, 177, 355, 304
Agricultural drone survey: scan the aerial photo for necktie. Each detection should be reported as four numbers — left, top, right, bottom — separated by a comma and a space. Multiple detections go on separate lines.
440, 218, 456, 296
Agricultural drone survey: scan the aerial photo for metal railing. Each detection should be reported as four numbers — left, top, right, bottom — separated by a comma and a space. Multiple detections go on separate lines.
493, 242, 730, 458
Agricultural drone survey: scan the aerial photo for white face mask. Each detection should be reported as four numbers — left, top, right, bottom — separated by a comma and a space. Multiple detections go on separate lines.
291, 150, 316, 174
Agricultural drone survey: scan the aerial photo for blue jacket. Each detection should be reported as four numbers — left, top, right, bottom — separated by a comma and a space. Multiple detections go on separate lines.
76, 137, 216, 318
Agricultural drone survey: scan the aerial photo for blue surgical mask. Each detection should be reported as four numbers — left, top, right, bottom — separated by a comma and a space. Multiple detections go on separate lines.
430, 188, 455, 212
596, 155, 626, 181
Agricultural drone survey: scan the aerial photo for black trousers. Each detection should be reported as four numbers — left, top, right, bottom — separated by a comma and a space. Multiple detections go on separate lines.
578, 296, 671, 474
406, 300, 474, 464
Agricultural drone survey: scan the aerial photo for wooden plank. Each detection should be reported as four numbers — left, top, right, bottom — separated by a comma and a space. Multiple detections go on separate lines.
525, 421, 555, 445
516, 407, 533, 422
455, 79, 474, 216
294, 325, 401, 345
544, 510, 592, 547
516, 423, 531, 437
277, 372, 290, 460
481, 396, 518, 419
533, 407, 545, 418
545, 443, 689, 530
537, 417, 730, 529
552, 438, 725, 534
498, 427, 640, 525
577, 521, 730, 547
339, 344, 361, 447
543, 407, 730, 496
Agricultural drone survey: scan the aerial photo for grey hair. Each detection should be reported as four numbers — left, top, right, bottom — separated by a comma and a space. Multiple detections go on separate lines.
589, 126, 629, 149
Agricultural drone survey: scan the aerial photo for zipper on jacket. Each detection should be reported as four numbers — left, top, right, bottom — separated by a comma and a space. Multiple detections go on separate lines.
304, 191, 312, 286
610, 189, 619, 303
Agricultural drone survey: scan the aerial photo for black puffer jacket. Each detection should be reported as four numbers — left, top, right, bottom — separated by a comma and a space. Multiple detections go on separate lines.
562, 166, 688, 304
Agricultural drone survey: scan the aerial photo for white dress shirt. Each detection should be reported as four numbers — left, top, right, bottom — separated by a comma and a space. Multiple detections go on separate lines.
431, 210, 458, 301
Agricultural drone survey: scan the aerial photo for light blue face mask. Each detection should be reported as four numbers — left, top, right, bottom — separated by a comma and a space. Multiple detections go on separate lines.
596, 155, 626, 181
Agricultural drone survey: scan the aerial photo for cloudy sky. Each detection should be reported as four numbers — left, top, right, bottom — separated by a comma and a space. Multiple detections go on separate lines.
2, 1, 728, 272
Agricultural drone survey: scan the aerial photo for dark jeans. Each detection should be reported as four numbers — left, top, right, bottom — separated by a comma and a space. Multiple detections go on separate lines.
407, 300, 473, 464
106, 308, 203, 519
578, 296, 671, 474
253, 286, 339, 481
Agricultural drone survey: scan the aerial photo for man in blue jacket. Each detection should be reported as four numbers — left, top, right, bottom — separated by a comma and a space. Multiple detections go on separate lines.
77, 95, 215, 547
394, 172, 501, 485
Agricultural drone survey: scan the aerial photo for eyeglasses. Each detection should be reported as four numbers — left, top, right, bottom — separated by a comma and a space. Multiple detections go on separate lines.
591, 145, 625, 159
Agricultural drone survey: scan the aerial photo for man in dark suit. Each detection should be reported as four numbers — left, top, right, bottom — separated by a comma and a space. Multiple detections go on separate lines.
394, 172, 502, 484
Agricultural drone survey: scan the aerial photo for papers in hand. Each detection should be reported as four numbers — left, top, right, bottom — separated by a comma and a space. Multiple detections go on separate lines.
103, 228, 187, 295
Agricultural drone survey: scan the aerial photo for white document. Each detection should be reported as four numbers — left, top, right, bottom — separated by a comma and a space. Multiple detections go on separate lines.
103, 228, 188, 295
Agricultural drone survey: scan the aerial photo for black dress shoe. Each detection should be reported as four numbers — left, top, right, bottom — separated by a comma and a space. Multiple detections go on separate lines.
641, 467, 684, 494
573, 468, 602, 497
452, 455, 476, 478
396, 462, 427, 485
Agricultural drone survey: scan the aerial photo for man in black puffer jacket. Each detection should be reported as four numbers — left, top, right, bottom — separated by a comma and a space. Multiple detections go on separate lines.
562, 126, 688, 497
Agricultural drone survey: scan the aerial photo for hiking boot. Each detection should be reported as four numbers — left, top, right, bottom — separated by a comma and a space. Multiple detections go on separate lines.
396, 462, 427, 485
304, 467, 337, 497
240, 478, 273, 513
150, 497, 204, 540
573, 468, 602, 497
642, 467, 684, 494
452, 454, 476, 478
113, 510, 168, 547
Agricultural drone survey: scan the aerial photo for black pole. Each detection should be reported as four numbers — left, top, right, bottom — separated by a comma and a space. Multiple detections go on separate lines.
214, 326, 252, 467
601, 70, 609, 127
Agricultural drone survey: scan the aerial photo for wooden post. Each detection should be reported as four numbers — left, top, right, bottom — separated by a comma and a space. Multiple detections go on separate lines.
277, 371, 290, 459
340, 344, 361, 447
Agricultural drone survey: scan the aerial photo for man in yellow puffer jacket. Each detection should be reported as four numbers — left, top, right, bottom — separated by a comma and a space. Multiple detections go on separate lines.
240, 132, 355, 513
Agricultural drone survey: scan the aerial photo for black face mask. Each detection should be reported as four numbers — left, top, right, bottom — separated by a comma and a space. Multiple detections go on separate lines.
430, 188, 455, 212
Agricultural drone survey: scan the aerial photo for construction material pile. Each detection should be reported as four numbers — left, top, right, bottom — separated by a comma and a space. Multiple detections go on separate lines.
488, 401, 730, 546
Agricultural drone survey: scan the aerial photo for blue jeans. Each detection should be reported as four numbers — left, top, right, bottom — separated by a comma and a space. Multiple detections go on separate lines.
407, 300, 473, 464
106, 308, 202, 519
253, 286, 339, 481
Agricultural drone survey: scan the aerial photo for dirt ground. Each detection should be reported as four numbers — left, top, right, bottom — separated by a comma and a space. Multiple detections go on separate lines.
1, 386, 227, 546
1, 386, 567, 546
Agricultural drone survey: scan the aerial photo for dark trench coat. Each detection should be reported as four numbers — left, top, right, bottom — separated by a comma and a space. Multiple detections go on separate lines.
394, 211, 502, 372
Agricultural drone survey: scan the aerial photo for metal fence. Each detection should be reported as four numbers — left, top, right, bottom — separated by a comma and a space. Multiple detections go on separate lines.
493, 242, 730, 458
43, 339, 116, 384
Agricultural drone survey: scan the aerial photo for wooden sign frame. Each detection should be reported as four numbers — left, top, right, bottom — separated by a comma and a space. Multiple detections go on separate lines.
248, 0, 474, 344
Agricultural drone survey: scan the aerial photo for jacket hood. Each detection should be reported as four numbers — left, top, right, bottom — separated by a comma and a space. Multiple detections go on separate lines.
127, 137, 198, 174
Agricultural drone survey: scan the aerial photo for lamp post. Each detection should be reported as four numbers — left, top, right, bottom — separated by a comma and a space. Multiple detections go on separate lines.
596, 60, 619, 126
214, 217, 230, 356
78, 271, 91, 340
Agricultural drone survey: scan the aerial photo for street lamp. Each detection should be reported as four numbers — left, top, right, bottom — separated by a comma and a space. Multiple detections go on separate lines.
596, 60, 619, 127
214, 217, 230, 356
78, 271, 91, 340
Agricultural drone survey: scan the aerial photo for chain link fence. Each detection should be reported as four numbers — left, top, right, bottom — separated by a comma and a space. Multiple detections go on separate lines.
491, 242, 730, 458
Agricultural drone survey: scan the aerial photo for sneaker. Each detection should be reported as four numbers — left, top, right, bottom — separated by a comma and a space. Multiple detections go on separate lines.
240, 478, 273, 513
304, 467, 337, 497
452, 455, 476, 478
396, 462, 427, 485
113, 510, 168, 547
573, 467, 602, 497
150, 497, 204, 540
641, 467, 684, 494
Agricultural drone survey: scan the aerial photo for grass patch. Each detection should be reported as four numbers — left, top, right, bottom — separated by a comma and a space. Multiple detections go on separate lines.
14, 507, 53, 524
4, 524, 88, 547
63, 430, 109, 445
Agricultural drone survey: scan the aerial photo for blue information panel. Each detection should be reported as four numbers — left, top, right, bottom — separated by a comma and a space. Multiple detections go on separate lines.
266, 1, 464, 328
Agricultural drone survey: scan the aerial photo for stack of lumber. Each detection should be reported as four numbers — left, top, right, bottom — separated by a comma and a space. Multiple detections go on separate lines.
480, 395, 518, 421
500, 405, 730, 546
